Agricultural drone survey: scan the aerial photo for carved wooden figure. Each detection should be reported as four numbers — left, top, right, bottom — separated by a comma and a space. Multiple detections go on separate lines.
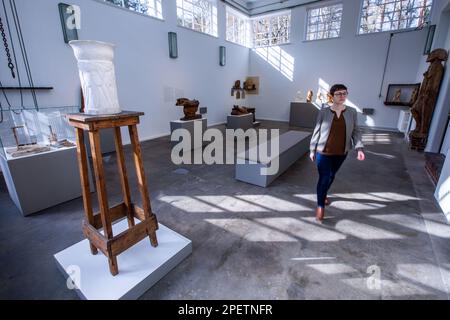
410, 49, 448, 151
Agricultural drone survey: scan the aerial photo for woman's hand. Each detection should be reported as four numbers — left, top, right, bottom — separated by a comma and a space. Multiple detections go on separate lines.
357, 150, 365, 161
309, 151, 316, 162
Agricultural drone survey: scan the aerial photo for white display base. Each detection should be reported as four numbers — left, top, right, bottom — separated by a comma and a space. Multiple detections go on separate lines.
54, 220, 192, 300
434, 149, 450, 224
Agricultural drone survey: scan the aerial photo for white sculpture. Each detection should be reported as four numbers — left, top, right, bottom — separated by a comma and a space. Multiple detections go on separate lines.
69, 40, 121, 115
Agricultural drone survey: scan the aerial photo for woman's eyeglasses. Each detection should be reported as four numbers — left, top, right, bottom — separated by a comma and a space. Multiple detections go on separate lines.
334, 92, 348, 97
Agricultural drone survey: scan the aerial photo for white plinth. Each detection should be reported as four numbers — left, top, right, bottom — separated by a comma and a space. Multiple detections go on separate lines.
54, 220, 192, 300
435, 149, 450, 224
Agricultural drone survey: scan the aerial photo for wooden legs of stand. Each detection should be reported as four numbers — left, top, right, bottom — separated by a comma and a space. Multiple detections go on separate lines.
75, 128, 98, 256
114, 127, 135, 229
75, 126, 158, 276
129, 125, 158, 248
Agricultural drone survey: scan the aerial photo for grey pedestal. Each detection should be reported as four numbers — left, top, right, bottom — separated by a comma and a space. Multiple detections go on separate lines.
289, 102, 321, 128
0, 147, 94, 216
235, 131, 311, 187
226, 114, 254, 130
170, 118, 207, 149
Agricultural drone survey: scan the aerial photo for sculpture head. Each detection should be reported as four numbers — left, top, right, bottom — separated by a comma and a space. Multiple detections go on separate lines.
176, 98, 189, 106
426, 48, 448, 63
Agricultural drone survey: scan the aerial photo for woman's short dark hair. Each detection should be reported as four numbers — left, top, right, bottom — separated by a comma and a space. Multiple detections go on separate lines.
330, 84, 347, 96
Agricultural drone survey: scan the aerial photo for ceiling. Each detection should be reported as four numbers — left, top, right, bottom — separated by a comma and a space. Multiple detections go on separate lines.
222, 0, 325, 15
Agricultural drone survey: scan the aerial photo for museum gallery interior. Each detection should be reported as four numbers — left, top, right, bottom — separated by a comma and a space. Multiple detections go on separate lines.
1, 0, 450, 300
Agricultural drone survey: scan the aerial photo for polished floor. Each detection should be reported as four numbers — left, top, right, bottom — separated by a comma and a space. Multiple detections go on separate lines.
1, 120, 449, 299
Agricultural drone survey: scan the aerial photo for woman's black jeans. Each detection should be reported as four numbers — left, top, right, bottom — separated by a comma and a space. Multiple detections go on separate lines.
316, 153, 347, 208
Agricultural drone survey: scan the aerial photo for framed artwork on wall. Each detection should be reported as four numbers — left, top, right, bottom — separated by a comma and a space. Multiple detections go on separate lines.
244, 76, 259, 95
384, 83, 421, 107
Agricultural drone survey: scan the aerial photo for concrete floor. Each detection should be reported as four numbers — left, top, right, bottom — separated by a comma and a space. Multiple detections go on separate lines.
1, 120, 450, 299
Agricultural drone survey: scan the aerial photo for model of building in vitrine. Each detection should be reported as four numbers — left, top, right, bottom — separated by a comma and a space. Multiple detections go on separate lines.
0, 106, 93, 216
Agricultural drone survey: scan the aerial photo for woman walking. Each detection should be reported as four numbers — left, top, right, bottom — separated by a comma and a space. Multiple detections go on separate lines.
309, 84, 365, 222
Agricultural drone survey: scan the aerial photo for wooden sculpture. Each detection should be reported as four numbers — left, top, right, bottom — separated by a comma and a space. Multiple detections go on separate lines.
176, 98, 202, 121
410, 48, 448, 151
306, 90, 313, 103
231, 105, 249, 115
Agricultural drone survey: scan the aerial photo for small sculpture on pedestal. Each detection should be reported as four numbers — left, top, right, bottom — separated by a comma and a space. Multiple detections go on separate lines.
231, 80, 245, 99
176, 98, 202, 121
231, 105, 249, 115
306, 90, 313, 103
327, 93, 333, 104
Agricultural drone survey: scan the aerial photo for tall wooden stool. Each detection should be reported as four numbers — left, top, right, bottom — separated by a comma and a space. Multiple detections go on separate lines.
67, 111, 158, 276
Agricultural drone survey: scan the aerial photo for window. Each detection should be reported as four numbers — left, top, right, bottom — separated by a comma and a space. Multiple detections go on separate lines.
306, 4, 343, 41
252, 11, 291, 48
226, 6, 251, 47
103, 0, 163, 19
359, 0, 433, 34
177, 0, 218, 37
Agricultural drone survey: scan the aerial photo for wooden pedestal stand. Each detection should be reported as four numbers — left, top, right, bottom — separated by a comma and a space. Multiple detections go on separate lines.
67, 111, 158, 276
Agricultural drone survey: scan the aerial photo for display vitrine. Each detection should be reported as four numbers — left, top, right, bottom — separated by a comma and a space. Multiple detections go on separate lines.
0, 106, 93, 215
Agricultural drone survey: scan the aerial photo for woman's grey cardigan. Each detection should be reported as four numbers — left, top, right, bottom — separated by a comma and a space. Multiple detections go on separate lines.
309, 106, 364, 153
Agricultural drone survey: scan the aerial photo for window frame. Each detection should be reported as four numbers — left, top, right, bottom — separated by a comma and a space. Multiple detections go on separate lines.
356, 0, 434, 35
95, 0, 164, 20
304, 2, 344, 42
225, 5, 252, 48
176, 0, 218, 38
251, 10, 292, 48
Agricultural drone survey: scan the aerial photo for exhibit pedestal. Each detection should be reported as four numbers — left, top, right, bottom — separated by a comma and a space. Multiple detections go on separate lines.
289, 102, 321, 129
226, 114, 254, 130
0, 146, 93, 216
170, 118, 207, 149
434, 149, 450, 223
54, 219, 192, 300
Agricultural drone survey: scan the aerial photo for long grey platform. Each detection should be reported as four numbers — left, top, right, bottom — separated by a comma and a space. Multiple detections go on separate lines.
54, 219, 192, 300
235, 130, 312, 187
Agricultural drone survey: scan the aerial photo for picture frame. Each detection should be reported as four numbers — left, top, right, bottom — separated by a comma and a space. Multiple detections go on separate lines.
58, 3, 79, 44
384, 83, 421, 107
244, 76, 259, 95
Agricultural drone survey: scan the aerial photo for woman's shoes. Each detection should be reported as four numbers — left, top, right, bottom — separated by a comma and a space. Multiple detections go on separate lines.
315, 207, 325, 222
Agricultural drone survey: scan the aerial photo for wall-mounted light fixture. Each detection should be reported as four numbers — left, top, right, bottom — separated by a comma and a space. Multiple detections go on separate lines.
219, 46, 226, 66
58, 3, 80, 43
168, 32, 178, 59
424, 24, 436, 55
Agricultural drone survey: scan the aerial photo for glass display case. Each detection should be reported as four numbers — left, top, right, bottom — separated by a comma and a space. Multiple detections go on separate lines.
0, 106, 79, 160
0, 106, 94, 216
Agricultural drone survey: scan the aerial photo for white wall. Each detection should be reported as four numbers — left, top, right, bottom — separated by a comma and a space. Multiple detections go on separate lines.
247, 0, 431, 129
0, 0, 250, 143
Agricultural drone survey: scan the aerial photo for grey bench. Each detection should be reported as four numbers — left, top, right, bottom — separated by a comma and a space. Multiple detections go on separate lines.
235, 130, 312, 187
226, 113, 254, 130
